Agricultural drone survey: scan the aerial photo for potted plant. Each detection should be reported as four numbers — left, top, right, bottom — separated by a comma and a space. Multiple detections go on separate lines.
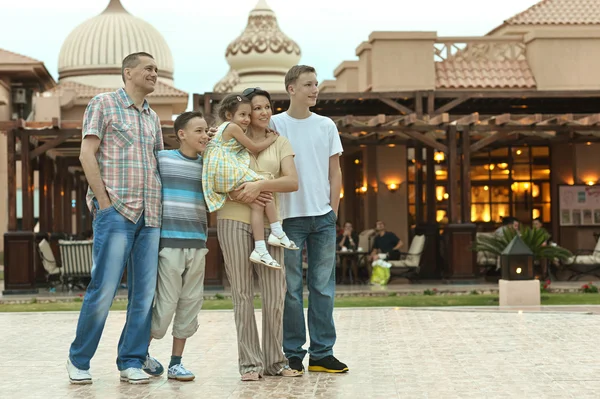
471, 226, 572, 281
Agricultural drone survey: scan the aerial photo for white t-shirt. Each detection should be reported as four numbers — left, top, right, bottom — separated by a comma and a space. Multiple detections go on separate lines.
270, 112, 343, 219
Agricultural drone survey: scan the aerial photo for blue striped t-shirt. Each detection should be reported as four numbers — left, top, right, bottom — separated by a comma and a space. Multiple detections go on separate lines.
157, 150, 207, 249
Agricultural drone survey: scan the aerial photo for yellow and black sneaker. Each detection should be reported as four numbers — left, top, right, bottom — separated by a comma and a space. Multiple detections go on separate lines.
288, 357, 305, 375
308, 356, 349, 373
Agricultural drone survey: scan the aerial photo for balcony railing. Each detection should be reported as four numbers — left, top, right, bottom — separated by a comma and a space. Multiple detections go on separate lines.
434, 36, 526, 63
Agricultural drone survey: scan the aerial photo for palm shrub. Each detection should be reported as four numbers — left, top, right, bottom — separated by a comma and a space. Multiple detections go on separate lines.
471, 227, 572, 262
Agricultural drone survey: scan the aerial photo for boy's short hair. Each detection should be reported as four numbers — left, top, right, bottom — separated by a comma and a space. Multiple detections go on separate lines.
174, 111, 204, 142
284, 65, 316, 93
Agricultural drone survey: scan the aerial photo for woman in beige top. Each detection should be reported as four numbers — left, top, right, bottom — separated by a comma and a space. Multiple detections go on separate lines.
216, 88, 301, 381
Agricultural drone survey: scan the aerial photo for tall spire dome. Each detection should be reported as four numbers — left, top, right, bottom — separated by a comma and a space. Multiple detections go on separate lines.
57, 0, 175, 88
214, 0, 301, 93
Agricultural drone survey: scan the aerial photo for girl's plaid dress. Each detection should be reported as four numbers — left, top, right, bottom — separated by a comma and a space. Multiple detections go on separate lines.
202, 122, 265, 213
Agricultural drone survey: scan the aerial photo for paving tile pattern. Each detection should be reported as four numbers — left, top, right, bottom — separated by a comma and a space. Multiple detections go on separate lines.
1, 308, 600, 398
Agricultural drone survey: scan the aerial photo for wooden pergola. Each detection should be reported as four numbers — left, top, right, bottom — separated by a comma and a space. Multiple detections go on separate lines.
195, 89, 600, 280
0, 119, 177, 293
3, 88, 600, 293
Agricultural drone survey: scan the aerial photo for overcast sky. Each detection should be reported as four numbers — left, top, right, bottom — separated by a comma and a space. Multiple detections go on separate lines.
2, 0, 539, 107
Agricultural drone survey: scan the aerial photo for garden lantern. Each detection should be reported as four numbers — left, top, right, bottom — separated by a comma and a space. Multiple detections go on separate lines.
500, 235, 534, 280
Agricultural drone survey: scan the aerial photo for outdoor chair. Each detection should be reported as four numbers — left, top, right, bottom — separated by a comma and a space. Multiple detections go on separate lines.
58, 239, 94, 291
387, 234, 425, 281
38, 238, 61, 288
560, 237, 600, 280
475, 232, 500, 270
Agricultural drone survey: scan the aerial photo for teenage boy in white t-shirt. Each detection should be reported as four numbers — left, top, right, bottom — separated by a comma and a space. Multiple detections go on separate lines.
270, 65, 348, 374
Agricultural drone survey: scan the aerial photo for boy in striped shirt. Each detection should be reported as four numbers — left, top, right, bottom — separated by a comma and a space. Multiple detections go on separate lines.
144, 111, 209, 381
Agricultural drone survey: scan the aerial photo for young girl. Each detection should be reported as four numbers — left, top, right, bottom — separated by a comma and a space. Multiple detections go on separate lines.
202, 94, 299, 269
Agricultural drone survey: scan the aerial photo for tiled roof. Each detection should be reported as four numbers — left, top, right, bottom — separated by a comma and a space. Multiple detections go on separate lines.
435, 60, 537, 89
46, 80, 188, 98
0, 48, 43, 64
506, 0, 600, 25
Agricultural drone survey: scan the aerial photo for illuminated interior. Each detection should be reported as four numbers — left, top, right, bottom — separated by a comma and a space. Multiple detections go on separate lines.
408, 146, 551, 226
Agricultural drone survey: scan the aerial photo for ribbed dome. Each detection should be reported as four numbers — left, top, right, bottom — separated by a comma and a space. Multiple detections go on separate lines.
214, 0, 301, 92
58, 0, 174, 85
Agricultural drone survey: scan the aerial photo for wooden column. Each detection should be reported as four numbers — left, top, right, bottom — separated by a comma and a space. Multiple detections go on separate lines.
363, 145, 378, 229
53, 158, 64, 233
461, 127, 472, 223
426, 147, 436, 223
342, 155, 358, 229
21, 132, 34, 231
7, 129, 17, 231
38, 155, 48, 232
64, 170, 73, 234
44, 156, 55, 233
444, 125, 477, 281
74, 173, 82, 235
415, 144, 424, 224
447, 126, 459, 223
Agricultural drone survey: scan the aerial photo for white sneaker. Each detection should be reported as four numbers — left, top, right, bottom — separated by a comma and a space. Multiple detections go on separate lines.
249, 249, 281, 269
66, 358, 92, 385
120, 368, 150, 384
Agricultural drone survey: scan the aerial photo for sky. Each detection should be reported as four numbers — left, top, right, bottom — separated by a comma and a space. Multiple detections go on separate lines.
1, 0, 541, 109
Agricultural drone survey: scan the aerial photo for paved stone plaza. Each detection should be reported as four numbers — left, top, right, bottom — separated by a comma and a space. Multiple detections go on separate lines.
1, 308, 600, 398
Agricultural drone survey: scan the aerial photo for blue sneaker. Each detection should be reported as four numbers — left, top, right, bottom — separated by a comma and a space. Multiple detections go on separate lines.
168, 363, 195, 381
142, 354, 164, 377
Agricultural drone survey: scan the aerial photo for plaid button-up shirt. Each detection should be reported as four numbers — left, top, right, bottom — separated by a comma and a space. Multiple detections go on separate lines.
83, 88, 164, 227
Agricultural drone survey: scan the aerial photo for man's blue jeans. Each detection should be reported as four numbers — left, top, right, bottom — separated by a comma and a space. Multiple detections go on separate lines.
283, 210, 337, 361
69, 203, 159, 371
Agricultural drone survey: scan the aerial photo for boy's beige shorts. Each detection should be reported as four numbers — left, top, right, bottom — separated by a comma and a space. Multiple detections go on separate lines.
151, 247, 209, 340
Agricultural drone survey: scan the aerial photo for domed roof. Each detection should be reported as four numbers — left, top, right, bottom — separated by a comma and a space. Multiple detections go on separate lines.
58, 0, 174, 83
214, 0, 301, 93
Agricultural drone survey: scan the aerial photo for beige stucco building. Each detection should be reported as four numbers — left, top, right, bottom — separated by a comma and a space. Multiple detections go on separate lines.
3, 0, 600, 288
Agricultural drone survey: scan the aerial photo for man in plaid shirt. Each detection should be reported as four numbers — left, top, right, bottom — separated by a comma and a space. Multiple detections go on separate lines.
67, 52, 164, 385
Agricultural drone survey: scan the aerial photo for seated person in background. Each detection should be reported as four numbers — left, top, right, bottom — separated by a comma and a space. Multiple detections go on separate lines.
370, 220, 403, 261
494, 216, 519, 237
532, 217, 551, 245
336, 222, 359, 251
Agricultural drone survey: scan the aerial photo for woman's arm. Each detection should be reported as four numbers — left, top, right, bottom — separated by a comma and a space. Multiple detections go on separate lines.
224, 123, 277, 154
232, 155, 298, 202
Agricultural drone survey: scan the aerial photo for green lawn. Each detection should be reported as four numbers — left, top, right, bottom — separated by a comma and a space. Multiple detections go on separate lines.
1, 293, 600, 312
0, 270, 3, 281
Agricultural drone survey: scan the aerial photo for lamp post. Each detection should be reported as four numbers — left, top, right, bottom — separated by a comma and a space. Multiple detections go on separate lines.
499, 235, 540, 307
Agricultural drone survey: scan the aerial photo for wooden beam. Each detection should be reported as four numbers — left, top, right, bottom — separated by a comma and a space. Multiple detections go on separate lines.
29, 133, 78, 159
368, 114, 386, 126
428, 113, 450, 125
487, 113, 512, 126
427, 92, 435, 116
470, 130, 512, 153
574, 113, 600, 126
452, 112, 479, 125
515, 114, 542, 125
379, 98, 414, 115
7, 129, 17, 230
415, 91, 423, 117
402, 130, 449, 153
401, 113, 418, 126
434, 95, 471, 115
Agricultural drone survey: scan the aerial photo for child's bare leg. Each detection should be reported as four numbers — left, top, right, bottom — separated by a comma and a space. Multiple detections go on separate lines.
264, 201, 296, 249
249, 202, 280, 268
250, 202, 265, 242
